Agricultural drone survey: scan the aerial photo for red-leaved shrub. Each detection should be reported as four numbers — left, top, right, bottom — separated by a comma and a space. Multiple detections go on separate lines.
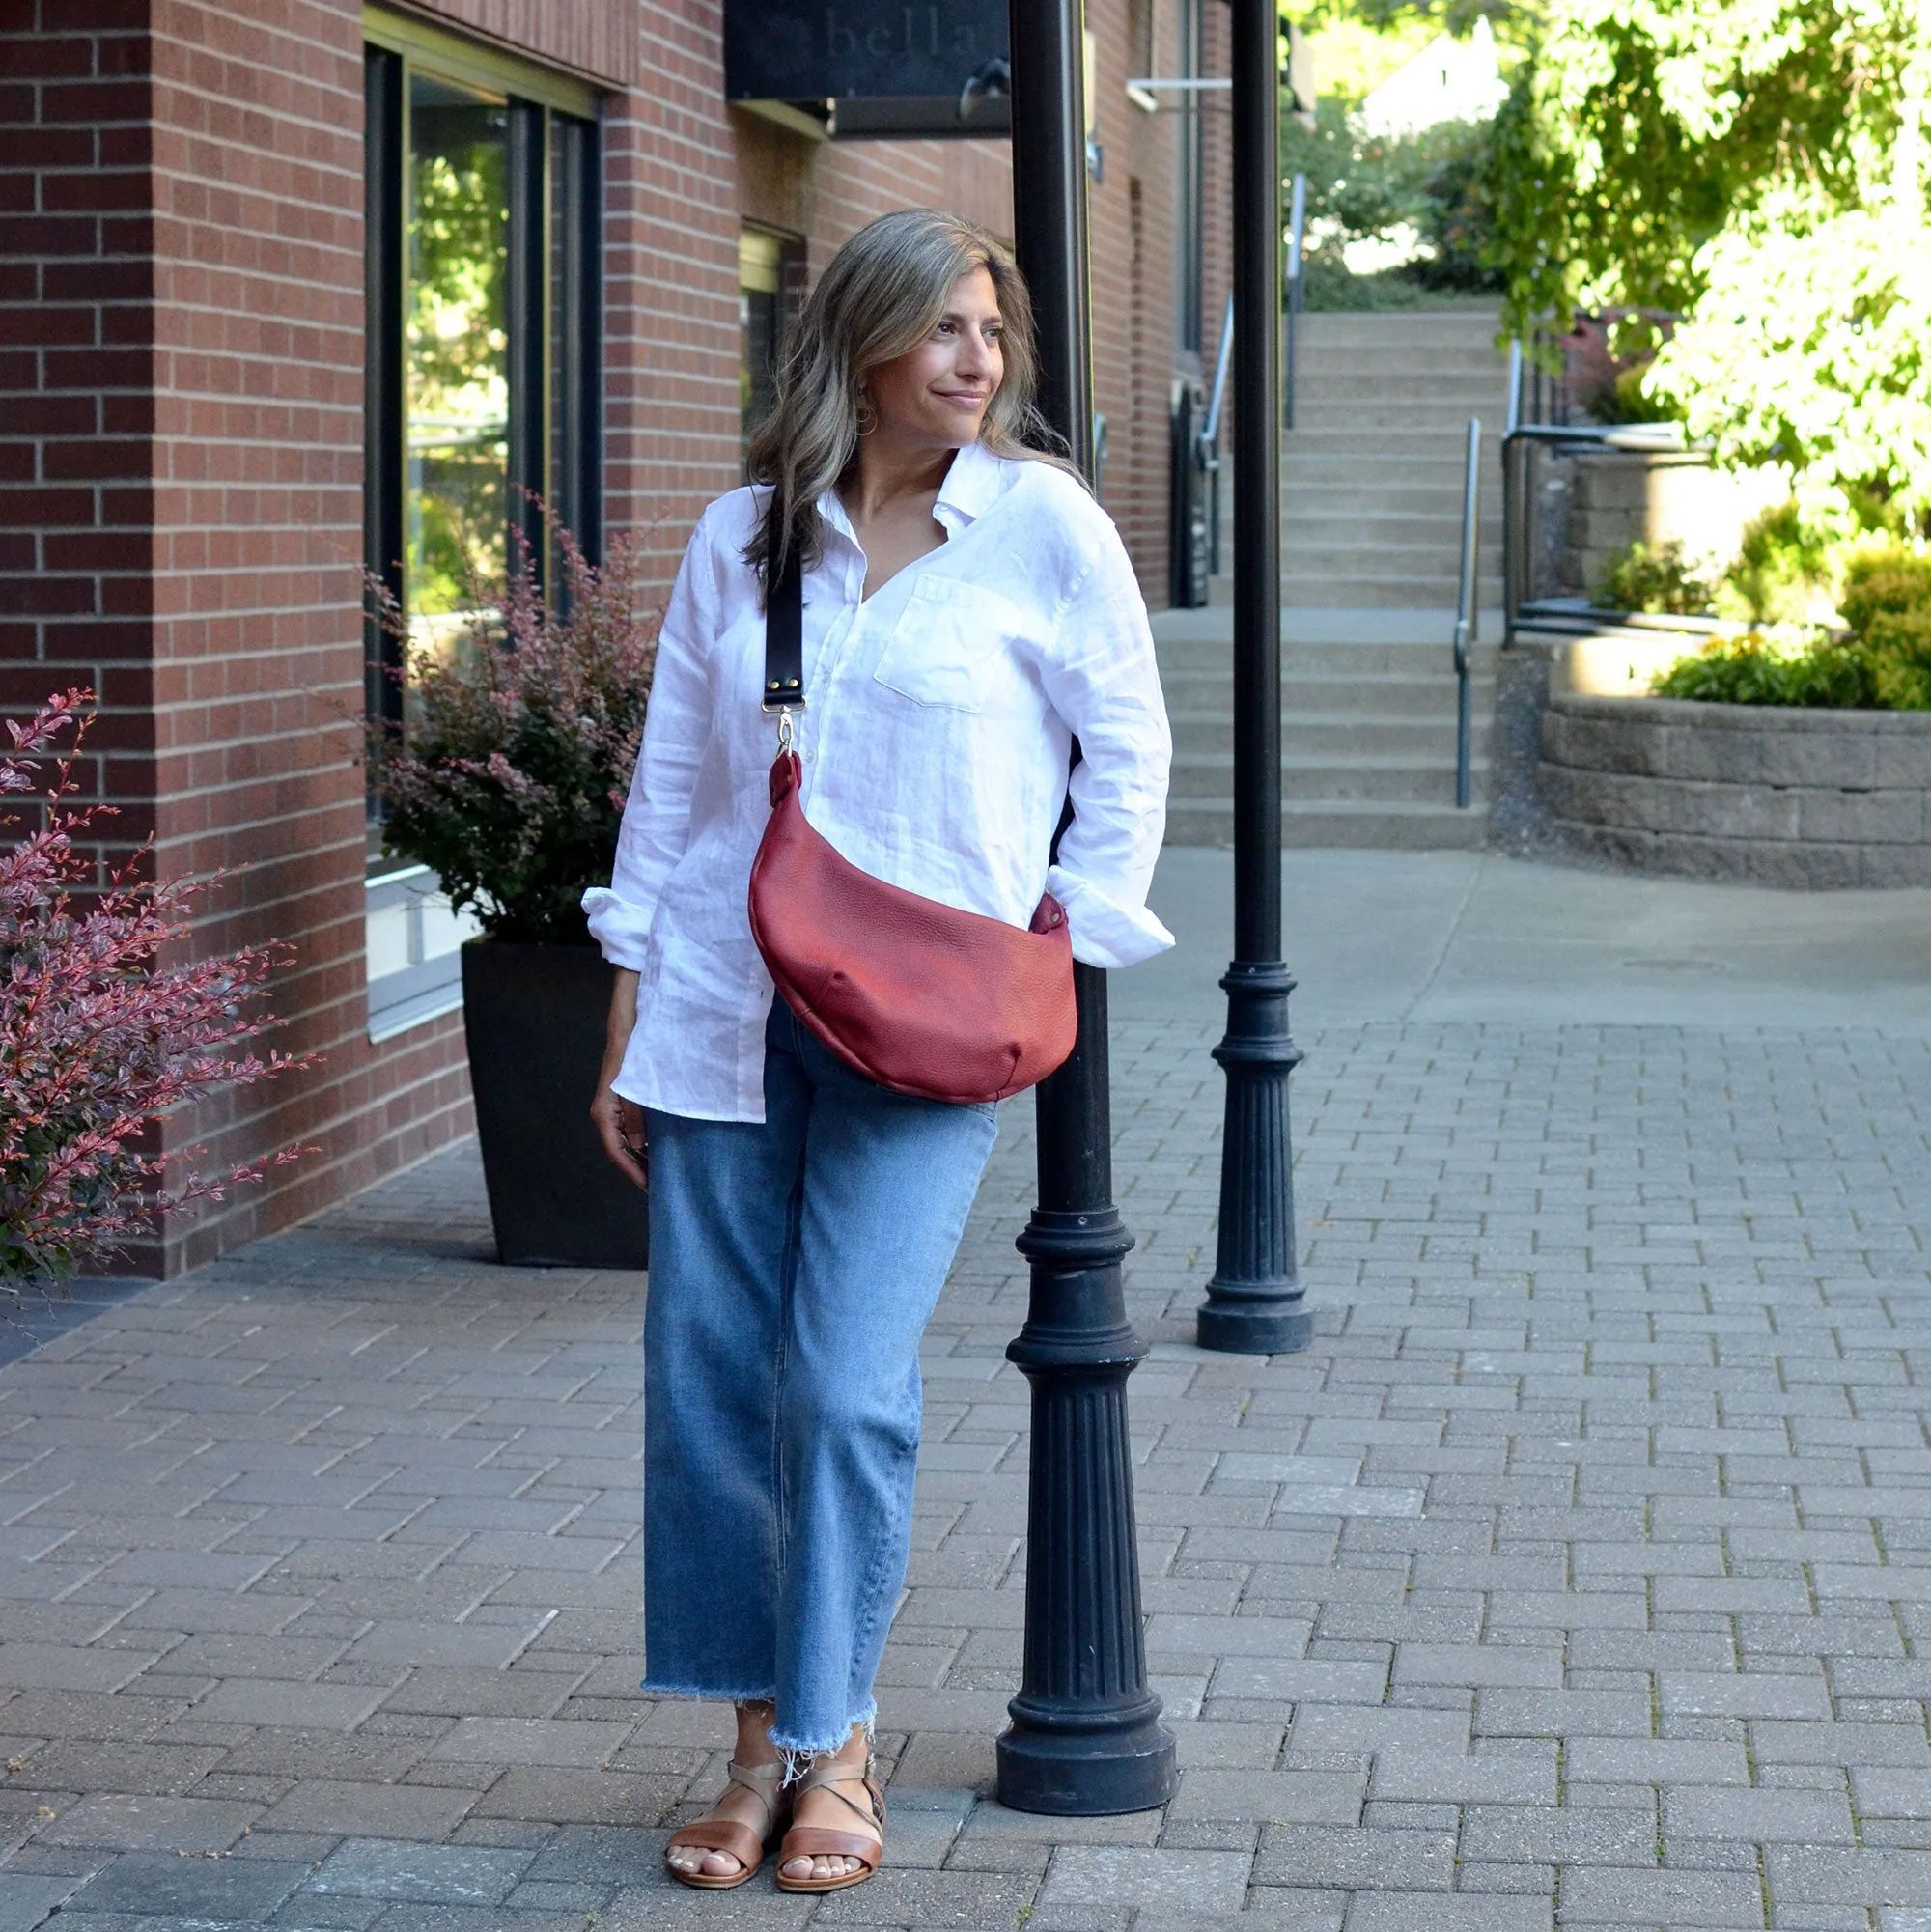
1, 690, 310, 1288
366, 521, 659, 944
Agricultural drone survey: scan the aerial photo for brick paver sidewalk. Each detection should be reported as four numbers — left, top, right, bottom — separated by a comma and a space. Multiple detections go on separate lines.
4, 1011, 1931, 1928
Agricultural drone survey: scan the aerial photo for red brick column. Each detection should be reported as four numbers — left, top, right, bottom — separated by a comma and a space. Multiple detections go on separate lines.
0, 3, 158, 887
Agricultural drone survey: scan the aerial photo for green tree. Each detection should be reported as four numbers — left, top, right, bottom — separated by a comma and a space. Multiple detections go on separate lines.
1488, 0, 1931, 527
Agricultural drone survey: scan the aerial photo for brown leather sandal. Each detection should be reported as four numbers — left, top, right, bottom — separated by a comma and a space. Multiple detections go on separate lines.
773, 1753, 885, 1894
662, 1758, 789, 1890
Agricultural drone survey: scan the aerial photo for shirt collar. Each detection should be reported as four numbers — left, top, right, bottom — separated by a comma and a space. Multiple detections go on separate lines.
811, 438, 1009, 549
934, 439, 1006, 533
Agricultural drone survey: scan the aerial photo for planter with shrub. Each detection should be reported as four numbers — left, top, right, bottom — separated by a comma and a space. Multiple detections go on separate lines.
369, 531, 658, 1269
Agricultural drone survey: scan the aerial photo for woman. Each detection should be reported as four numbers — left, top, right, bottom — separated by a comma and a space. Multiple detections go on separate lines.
584, 207, 1172, 1895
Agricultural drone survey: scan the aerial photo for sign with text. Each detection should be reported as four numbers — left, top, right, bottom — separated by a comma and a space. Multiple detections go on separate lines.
725, 1, 1009, 107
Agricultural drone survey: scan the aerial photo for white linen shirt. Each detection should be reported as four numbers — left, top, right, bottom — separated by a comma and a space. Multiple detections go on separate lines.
582, 439, 1174, 1123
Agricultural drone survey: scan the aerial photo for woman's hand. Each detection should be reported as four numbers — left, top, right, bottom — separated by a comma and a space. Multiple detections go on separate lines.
592, 968, 650, 1190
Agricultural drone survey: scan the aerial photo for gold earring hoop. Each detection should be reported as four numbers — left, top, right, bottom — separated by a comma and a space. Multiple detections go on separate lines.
855, 395, 877, 435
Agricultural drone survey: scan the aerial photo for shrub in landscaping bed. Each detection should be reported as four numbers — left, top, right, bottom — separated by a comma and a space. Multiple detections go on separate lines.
1650, 548, 1931, 709
1593, 540, 1716, 617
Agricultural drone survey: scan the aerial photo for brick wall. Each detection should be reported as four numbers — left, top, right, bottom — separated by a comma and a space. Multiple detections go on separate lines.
146, 0, 474, 1274
1088, 0, 1176, 602
0, 0, 473, 1275
0, 2, 157, 884
394, 0, 639, 86
599, 4, 742, 588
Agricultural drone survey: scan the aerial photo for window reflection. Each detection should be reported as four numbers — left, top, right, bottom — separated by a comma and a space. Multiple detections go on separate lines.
406, 75, 509, 641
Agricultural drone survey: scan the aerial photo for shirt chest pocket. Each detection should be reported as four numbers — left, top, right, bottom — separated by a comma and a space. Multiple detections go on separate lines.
872, 574, 1011, 714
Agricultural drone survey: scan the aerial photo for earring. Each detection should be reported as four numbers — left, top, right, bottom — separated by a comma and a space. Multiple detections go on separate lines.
855, 395, 877, 435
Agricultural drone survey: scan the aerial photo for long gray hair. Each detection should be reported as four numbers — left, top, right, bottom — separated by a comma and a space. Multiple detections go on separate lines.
743, 208, 1072, 591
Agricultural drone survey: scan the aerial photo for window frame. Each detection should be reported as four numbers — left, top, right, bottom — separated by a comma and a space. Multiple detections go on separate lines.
361, 8, 604, 1041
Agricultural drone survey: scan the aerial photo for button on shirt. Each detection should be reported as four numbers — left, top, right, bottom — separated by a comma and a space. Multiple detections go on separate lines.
582, 440, 1174, 1123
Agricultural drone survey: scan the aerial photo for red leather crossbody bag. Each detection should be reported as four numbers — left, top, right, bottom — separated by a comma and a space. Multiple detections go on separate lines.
746, 552, 1077, 1106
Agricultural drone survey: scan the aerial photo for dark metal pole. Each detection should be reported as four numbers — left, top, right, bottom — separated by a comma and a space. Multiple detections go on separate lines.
996, 0, 1178, 1817
1195, 0, 1311, 1356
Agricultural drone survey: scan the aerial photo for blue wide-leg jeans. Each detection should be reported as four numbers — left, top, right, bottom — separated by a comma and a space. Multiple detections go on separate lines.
641, 997, 999, 1759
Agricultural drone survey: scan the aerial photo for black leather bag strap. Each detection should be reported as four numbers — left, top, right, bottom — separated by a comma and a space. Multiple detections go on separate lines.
763, 546, 805, 713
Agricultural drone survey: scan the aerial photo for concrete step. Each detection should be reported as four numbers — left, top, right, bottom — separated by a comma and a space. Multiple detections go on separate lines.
1164, 798, 1492, 849
1162, 685, 1486, 724
1290, 372, 1505, 398
1292, 399, 1508, 432
1277, 484, 1477, 516
1171, 751, 1491, 805
1298, 340, 1506, 369
1279, 463, 1502, 496
1154, 632, 1501, 673
1298, 310, 1502, 344
1168, 711, 1496, 758
1283, 442, 1503, 464
1282, 513, 1502, 549
1278, 571, 1504, 602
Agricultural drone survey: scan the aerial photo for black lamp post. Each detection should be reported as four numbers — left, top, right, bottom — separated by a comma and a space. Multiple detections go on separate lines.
1194, 0, 1311, 1356
993, 0, 1179, 1818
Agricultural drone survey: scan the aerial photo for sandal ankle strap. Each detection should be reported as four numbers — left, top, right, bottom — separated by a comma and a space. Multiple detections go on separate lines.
791, 1755, 883, 1827
725, 1757, 787, 1830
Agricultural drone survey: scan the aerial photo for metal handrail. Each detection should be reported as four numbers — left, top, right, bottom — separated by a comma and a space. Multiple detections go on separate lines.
1452, 418, 1480, 809
1199, 293, 1234, 574
1283, 172, 1306, 430
1201, 293, 1234, 454
1501, 418, 1696, 639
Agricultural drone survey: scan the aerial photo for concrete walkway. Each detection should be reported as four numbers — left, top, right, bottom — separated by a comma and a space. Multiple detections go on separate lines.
4, 852, 1931, 1928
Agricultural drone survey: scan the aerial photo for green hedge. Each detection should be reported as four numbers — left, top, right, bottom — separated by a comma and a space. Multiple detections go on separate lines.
1651, 550, 1931, 709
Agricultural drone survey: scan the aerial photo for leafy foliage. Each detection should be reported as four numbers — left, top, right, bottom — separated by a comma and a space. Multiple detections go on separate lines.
406, 104, 511, 616
1285, 98, 1504, 303
1648, 200, 1931, 527
1651, 633, 1881, 707
369, 524, 659, 946
1488, 0, 1931, 530
1593, 540, 1715, 616
1487, 0, 1912, 327
1719, 501, 1836, 625
1839, 548, 1931, 707
1651, 545, 1931, 707
1, 693, 308, 1286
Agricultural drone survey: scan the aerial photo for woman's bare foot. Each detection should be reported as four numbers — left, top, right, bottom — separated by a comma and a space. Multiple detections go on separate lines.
663, 1701, 780, 1883
777, 1725, 880, 1885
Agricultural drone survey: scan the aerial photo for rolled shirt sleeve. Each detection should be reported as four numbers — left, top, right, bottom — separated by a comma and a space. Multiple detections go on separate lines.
1034, 514, 1176, 970
581, 513, 719, 968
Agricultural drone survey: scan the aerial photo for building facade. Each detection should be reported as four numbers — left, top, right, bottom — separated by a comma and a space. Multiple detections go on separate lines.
0, 0, 1227, 1275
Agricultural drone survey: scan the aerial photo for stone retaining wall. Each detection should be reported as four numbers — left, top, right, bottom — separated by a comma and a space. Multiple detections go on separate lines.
1538, 693, 1931, 887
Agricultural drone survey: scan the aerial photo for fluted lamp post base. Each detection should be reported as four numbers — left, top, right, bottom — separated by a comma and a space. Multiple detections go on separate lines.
994, 1205, 1178, 1815
996, 1695, 1179, 1816
1196, 962, 1312, 1357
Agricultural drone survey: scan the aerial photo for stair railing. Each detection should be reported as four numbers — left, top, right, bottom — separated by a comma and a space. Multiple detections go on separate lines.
1199, 293, 1234, 575
1502, 418, 1691, 641
1283, 172, 1306, 430
1453, 417, 1481, 809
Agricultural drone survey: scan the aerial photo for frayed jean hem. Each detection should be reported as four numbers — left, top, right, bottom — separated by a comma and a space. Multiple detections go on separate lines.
770, 1704, 877, 1785
638, 1678, 777, 1705
637, 1682, 876, 1783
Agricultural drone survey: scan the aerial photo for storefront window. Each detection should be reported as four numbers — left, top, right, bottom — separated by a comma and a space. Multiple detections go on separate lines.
363, 20, 601, 770
361, 14, 602, 1037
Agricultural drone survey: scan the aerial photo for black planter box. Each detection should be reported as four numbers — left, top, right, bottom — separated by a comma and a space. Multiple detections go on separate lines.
461, 939, 652, 1270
